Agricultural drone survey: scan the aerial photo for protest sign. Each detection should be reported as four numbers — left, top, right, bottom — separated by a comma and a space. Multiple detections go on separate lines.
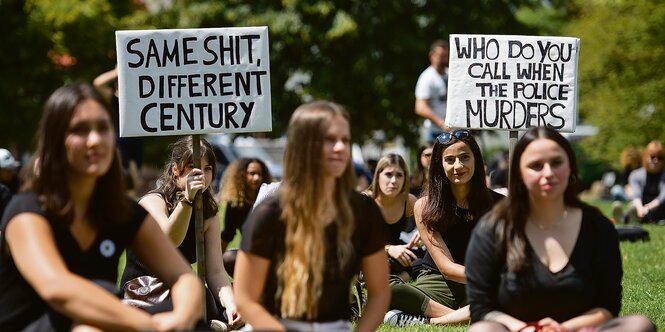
116, 26, 271, 137
445, 34, 580, 132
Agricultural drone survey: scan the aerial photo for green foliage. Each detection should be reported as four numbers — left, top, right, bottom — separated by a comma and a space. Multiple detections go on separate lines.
566, 0, 665, 168
1, 0, 539, 163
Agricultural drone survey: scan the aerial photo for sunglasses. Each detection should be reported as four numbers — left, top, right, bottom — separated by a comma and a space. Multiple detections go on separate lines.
436, 130, 472, 145
650, 155, 663, 162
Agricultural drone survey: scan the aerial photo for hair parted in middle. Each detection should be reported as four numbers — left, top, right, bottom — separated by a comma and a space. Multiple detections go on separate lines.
366, 153, 410, 199
277, 100, 355, 320
486, 126, 596, 273
420, 131, 492, 235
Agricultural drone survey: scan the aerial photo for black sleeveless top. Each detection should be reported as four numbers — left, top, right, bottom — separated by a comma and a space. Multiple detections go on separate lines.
382, 203, 413, 245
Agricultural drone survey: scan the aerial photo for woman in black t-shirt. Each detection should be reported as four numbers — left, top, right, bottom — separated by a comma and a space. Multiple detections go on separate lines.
234, 100, 390, 331
218, 157, 271, 276
466, 127, 655, 332
0, 83, 202, 331
386, 130, 503, 327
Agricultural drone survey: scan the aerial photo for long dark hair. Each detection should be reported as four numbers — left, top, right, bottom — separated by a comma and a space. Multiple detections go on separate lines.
155, 136, 218, 219
411, 143, 433, 195
488, 126, 596, 272
421, 131, 492, 234
22, 82, 129, 229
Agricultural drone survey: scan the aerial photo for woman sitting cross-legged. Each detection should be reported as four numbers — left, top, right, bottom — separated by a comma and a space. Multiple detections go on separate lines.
121, 136, 241, 330
234, 100, 390, 331
466, 126, 655, 332
0, 83, 202, 331
384, 130, 504, 327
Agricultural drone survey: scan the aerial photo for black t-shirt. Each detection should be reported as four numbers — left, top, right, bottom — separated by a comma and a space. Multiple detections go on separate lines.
643, 171, 663, 204
221, 203, 253, 243
421, 190, 504, 271
0, 193, 146, 331
382, 203, 413, 245
240, 191, 385, 322
466, 207, 622, 323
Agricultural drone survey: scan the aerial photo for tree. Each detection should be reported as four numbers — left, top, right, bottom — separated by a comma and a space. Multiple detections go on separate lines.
566, 0, 665, 168
1, 0, 541, 164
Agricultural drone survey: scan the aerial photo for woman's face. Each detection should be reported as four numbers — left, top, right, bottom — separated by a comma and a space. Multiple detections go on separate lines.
378, 165, 405, 198
420, 147, 433, 171
323, 114, 351, 178
442, 141, 475, 186
65, 98, 115, 178
177, 155, 214, 190
245, 161, 264, 192
519, 138, 570, 201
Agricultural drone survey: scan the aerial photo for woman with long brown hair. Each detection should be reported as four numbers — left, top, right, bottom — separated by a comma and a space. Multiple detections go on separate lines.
385, 130, 503, 327
0, 83, 202, 331
234, 100, 390, 331
466, 127, 655, 332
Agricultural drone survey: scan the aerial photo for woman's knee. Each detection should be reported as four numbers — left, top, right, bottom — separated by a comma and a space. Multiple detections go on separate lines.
468, 321, 509, 332
599, 315, 656, 332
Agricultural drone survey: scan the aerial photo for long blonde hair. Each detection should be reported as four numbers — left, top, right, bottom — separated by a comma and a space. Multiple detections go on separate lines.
277, 100, 356, 319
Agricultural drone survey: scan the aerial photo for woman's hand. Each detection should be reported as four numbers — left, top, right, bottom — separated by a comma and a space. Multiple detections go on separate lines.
387, 244, 417, 266
537, 317, 569, 332
406, 231, 423, 249
225, 303, 242, 327
184, 168, 206, 201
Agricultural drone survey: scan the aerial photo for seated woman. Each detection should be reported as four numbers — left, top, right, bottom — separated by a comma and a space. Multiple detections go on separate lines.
0, 83, 202, 331
385, 130, 503, 327
364, 153, 421, 281
234, 100, 390, 331
121, 136, 241, 329
218, 158, 272, 276
625, 140, 665, 223
466, 126, 655, 332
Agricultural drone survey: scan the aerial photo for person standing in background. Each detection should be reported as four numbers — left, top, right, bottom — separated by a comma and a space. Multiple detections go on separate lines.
415, 40, 450, 143
93, 67, 144, 196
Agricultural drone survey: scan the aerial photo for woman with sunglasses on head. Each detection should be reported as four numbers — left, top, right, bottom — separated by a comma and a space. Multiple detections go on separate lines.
0, 83, 202, 331
466, 127, 655, 332
234, 100, 390, 331
364, 153, 421, 281
385, 129, 503, 327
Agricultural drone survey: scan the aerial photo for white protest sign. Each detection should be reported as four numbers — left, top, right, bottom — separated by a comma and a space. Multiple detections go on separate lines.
115, 26, 271, 137
445, 34, 580, 132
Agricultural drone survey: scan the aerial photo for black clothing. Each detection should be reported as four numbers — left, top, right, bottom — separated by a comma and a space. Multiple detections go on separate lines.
240, 191, 385, 322
382, 203, 410, 245
466, 207, 622, 323
0, 193, 146, 331
221, 203, 252, 243
420, 190, 504, 271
